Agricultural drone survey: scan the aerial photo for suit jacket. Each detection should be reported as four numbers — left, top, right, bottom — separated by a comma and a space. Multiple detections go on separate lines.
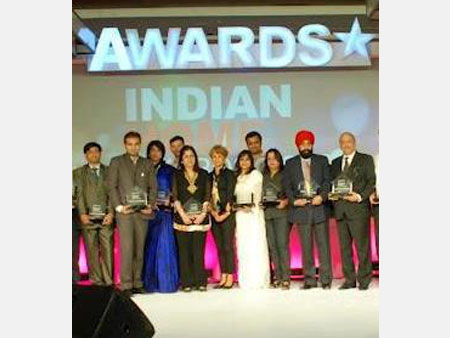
106, 154, 157, 219
330, 151, 375, 220
283, 154, 330, 224
73, 163, 113, 217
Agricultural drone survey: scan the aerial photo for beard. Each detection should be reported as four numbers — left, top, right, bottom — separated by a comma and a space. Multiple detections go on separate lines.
300, 149, 313, 159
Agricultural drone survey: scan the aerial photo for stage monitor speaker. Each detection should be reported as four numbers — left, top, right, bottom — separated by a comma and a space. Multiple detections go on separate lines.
72, 285, 155, 338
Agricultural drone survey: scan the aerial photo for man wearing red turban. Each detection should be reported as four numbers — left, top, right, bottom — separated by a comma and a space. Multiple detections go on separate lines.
283, 130, 333, 289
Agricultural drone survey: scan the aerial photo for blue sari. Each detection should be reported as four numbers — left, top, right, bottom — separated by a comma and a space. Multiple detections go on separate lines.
143, 162, 179, 292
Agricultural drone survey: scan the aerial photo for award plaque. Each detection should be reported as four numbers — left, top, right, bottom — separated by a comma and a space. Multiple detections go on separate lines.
89, 204, 107, 223
126, 186, 148, 211
261, 183, 281, 207
211, 199, 226, 215
184, 197, 203, 223
156, 189, 172, 210
233, 192, 255, 210
296, 180, 319, 204
328, 176, 353, 200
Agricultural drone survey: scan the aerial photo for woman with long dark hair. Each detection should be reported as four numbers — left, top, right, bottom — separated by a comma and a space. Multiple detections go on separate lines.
172, 145, 211, 292
142, 140, 179, 293
234, 150, 270, 289
262, 149, 291, 289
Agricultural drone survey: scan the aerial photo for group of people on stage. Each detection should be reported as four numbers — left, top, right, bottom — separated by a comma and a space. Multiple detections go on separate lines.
72, 129, 379, 297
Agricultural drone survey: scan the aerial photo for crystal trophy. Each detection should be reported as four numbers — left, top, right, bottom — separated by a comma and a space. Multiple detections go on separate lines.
156, 189, 172, 210
261, 182, 281, 207
328, 175, 353, 200
184, 197, 203, 223
233, 192, 255, 210
89, 204, 107, 223
296, 179, 319, 204
125, 186, 148, 211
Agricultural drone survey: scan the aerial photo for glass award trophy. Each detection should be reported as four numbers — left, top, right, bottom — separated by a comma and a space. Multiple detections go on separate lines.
156, 189, 172, 210
88, 203, 107, 223
184, 197, 203, 223
211, 198, 226, 215
328, 175, 353, 200
261, 182, 281, 207
296, 179, 319, 204
233, 192, 255, 210
126, 186, 148, 211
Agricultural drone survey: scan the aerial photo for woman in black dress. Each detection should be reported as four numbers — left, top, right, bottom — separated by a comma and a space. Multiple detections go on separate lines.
172, 145, 211, 292
209, 145, 236, 289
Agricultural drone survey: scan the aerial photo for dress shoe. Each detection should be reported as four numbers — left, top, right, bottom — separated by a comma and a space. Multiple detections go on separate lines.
321, 283, 332, 290
339, 282, 357, 290
281, 281, 290, 290
358, 284, 369, 291
302, 284, 318, 290
197, 286, 207, 292
182, 286, 192, 292
132, 287, 147, 294
270, 281, 280, 289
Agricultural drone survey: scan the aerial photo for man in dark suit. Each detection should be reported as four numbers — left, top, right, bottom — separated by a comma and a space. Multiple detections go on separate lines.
284, 130, 333, 290
107, 131, 157, 297
330, 132, 376, 290
74, 142, 114, 286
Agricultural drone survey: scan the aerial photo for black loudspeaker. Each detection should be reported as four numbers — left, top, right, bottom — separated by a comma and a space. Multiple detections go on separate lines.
72, 285, 155, 338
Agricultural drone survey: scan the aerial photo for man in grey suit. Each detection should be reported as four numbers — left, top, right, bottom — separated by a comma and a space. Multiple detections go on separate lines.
330, 132, 376, 290
74, 142, 114, 286
284, 130, 333, 290
107, 131, 157, 297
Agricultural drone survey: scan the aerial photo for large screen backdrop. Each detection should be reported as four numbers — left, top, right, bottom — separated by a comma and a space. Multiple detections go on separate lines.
73, 66, 378, 169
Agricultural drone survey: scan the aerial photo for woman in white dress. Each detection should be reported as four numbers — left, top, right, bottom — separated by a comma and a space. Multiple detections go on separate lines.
234, 150, 270, 289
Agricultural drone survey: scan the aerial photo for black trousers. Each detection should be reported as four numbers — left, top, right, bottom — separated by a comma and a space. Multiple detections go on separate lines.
373, 205, 379, 257
211, 216, 235, 274
266, 216, 291, 282
336, 215, 373, 286
175, 230, 207, 288
297, 221, 333, 286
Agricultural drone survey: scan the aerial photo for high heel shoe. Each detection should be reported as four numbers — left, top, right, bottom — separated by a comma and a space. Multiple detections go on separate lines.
213, 284, 225, 289
223, 282, 234, 289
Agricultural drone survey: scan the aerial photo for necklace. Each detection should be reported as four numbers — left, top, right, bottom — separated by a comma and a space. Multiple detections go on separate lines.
185, 171, 198, 194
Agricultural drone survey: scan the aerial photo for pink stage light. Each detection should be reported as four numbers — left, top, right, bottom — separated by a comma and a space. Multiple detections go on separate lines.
77, 218, 379, 283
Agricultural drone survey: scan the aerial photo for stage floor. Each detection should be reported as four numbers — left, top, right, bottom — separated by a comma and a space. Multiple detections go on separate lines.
132, 279, 379, 338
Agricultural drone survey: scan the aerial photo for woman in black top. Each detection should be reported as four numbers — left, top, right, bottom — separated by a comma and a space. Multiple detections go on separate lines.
172, 145, 211, 292
262, 149, 291, 289
209, 145, 236, 289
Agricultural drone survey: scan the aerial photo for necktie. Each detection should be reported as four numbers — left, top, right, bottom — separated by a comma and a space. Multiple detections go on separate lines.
343, 157, 349, 172
92, 167, 99, 182
303, 160, 311, 183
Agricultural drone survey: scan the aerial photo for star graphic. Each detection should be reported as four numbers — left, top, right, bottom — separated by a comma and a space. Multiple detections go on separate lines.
334, 17, 376, 58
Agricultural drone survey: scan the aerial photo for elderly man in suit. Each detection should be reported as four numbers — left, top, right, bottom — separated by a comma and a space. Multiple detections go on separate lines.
283, 130, 333, 290
74, 142, 114, 286
107, 131, 157, 297
330, 132, 376, 291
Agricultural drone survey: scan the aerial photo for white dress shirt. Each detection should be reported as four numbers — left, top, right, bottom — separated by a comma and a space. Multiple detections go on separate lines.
341, 151, 356, 171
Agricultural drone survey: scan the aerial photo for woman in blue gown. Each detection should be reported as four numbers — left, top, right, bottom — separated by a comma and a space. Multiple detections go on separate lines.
143, 140, 179, 293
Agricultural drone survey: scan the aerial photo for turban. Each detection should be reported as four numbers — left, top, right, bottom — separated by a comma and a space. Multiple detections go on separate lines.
295, 130, 315, 147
